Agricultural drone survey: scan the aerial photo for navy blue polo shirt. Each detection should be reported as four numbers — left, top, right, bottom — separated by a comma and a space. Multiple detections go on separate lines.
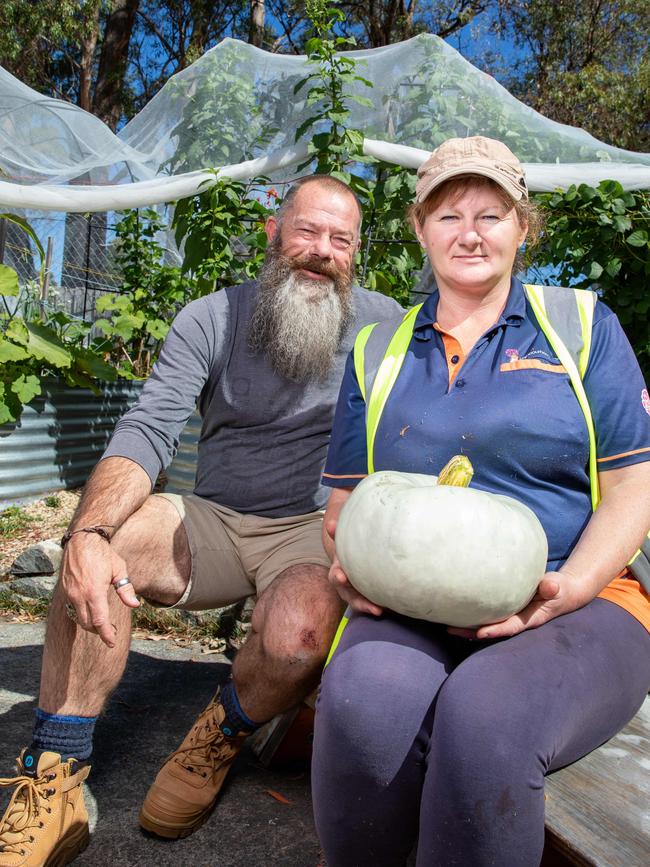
323, 278, 650, 568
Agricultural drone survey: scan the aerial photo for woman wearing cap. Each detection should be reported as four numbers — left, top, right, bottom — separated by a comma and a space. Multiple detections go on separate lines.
311, 136, 650, 866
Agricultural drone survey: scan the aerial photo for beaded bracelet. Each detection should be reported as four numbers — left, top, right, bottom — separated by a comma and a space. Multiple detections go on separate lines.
60, 526, 114, 548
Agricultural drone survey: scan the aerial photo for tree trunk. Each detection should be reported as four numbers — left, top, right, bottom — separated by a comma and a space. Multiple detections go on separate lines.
78, 4, 101, 113
249, 0, 266, 47
186, 0, 212, 65
93, 0, 140, 130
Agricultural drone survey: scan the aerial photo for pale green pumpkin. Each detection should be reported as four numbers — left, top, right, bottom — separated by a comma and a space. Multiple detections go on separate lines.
336, 456, 548, 627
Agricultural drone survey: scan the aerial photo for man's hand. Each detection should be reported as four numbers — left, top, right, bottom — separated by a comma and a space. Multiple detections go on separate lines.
61, 534, 140, 647
325, 517, 383, 617
57, 456, 151, 646
447, 571, 578, 640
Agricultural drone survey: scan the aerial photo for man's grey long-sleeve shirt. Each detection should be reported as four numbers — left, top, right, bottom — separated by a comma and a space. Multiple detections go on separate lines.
102, 280, 403, 518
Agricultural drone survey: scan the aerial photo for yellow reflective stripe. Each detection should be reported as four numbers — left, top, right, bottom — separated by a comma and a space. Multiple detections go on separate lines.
324, 614, 350, 668
353, 323, 376, 403
366, 304, 423, 474
524, 284, 600, 510
575, 288, 596, 378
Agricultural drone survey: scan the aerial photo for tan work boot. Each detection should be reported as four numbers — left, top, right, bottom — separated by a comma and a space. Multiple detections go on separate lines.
0, 748, 90, 867
139, 689, 248, 838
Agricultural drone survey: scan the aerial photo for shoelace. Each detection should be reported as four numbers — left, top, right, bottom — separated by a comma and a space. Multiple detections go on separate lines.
0, 773, 54, 854
172, 707, 241, 777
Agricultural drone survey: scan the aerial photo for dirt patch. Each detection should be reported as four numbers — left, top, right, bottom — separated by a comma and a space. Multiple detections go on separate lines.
0, 489, 80, 577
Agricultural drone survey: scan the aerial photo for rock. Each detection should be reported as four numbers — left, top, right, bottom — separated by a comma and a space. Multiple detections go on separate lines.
10, 540, 63, 576
8, 574, 58, 599
175, 601, 246, 633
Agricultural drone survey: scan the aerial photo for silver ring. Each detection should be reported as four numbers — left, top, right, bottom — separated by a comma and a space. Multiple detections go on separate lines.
112, 576, 132, 590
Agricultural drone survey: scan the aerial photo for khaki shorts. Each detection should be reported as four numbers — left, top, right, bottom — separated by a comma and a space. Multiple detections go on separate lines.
156, 493, 330, 610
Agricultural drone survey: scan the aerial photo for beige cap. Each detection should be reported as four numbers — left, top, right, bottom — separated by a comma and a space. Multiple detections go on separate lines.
415, 136, 528, 203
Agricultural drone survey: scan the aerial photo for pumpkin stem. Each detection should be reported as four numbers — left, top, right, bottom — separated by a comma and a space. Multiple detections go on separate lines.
437, 455, 474, 487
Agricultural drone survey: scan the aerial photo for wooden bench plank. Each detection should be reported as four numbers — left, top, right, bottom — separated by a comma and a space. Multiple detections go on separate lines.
544, 696, 650, 866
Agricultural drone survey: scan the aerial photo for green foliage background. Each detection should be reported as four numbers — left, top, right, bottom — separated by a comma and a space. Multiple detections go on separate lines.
533, 182, 650, 380
1, 3, 649, 424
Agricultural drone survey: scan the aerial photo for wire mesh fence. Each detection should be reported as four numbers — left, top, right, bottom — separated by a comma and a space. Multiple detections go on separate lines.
0, 207, 430, 329
0, 211, 124, 324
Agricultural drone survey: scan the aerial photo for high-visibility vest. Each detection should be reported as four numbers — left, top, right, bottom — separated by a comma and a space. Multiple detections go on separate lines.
350, 283, 650, 593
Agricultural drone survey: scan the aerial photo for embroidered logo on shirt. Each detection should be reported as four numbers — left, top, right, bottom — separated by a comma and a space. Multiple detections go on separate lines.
504, 348, 558, 363
642, 388, 650, 416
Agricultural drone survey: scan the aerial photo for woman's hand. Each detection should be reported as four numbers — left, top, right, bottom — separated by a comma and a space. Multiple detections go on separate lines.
325, 517, 384, 617
447, 571, 578, 640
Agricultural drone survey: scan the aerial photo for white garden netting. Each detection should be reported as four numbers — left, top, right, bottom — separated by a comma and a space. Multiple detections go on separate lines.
1, 33, 650, 214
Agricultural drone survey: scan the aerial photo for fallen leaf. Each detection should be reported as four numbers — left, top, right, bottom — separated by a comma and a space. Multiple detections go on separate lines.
265, 789, 292, 805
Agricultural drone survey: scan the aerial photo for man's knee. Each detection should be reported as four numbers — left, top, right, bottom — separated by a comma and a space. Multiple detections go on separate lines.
253, 564, 343, 666
112, 494, 191, 602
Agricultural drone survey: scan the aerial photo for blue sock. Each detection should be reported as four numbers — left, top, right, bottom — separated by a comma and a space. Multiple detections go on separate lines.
220, 681, 261, 736
31, 709, 98, 761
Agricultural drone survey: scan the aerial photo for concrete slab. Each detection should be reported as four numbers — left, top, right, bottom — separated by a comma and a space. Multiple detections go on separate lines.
0, 621, 321, 866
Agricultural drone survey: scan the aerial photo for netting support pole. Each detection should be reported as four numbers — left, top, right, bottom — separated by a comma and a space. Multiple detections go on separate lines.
40, 235, 54, 315
83, 214, 92, 323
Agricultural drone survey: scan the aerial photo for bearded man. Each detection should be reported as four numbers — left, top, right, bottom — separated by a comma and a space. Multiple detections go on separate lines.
0, 176, 402, 866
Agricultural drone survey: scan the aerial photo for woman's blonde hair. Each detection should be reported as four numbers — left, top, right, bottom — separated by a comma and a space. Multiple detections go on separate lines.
407, 174, 544, 258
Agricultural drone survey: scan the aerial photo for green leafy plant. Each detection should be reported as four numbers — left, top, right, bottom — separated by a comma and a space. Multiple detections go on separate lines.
44, 494, 61, 508
294, 1, 374, 181
360, 165, 424, 307
5, 6, 647, 427
533, 181, 650, 379
172, 176, 270, 297
166, 3, 424, 308
167, 40, 273, 173
0, 214, 45, 289
292, 5, 423, 305
0, 215, 117, 423
94, 208, 185, 377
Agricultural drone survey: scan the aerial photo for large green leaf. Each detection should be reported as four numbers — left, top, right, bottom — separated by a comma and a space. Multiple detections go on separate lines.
111, 312, 144, 341
72, 347, 117, 381
0, 382, 16, 424
627, 230, 649, 247
145, 318, 169, 340
0, 338, 28, 362
95, 294, 117, 313
25, 322, 72, 368
6, 319, 29, 346
0, 264, 19, 296
63, 369, 96, 391
10, 373, 41, 404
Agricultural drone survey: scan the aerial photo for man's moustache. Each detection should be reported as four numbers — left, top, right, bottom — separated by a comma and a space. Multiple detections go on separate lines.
288, 254, 345, 282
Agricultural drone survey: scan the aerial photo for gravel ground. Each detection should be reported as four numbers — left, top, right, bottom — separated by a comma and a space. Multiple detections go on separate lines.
0, 493, 326, 864
0, 620, 324, 867
0, 489, 80, 577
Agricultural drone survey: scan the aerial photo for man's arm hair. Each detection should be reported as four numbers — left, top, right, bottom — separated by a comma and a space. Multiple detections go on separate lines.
67, 456, 152, 537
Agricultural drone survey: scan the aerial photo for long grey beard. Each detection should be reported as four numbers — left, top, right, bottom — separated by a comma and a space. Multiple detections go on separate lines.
249, 253, 354, 382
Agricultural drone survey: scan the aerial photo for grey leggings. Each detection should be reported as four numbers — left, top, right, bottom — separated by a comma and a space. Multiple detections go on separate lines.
312, 599, 650, 867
